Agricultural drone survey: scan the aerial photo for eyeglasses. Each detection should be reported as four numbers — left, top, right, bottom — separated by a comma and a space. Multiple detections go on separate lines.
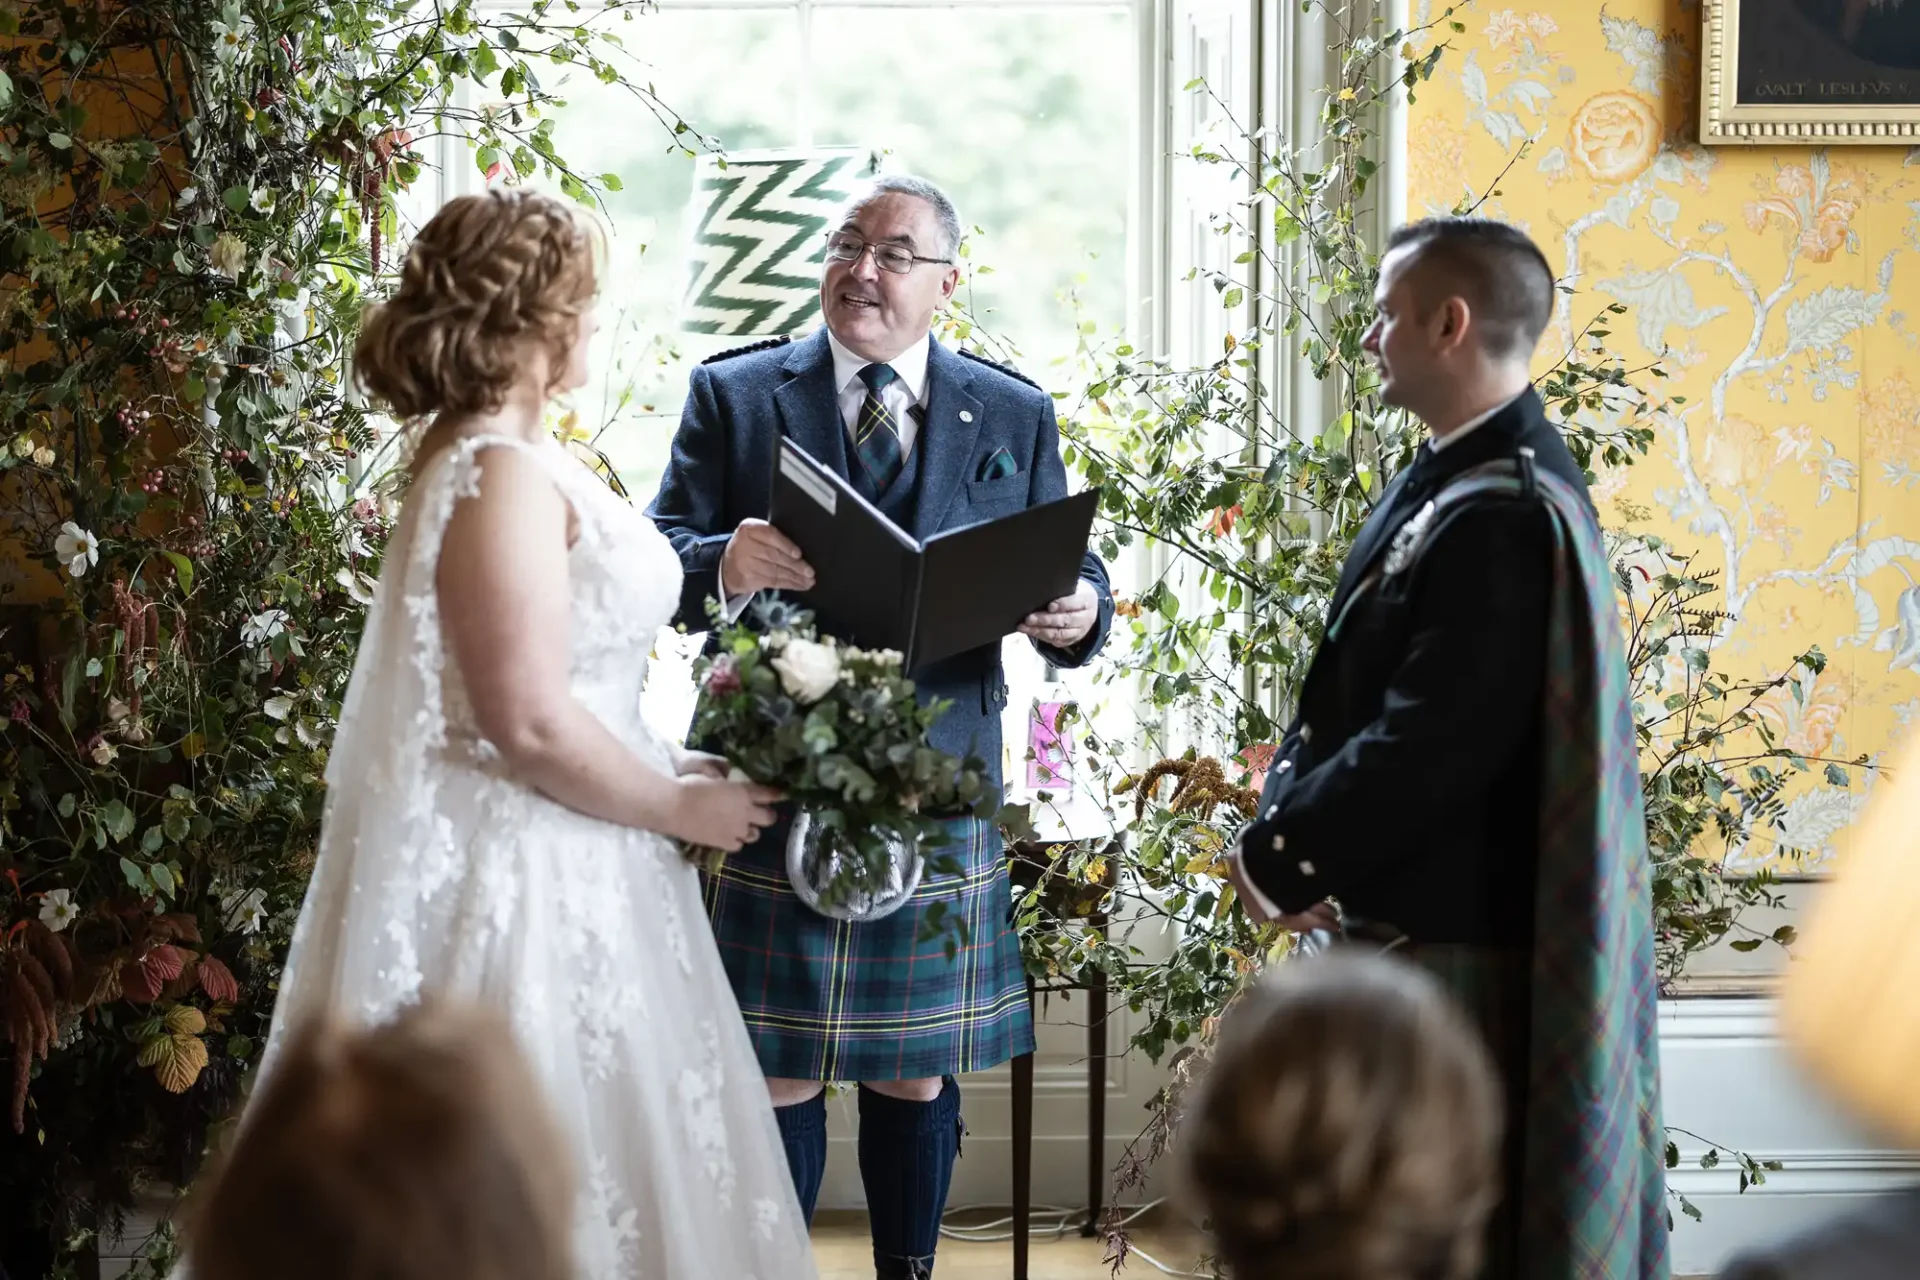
823, 232, 953, 275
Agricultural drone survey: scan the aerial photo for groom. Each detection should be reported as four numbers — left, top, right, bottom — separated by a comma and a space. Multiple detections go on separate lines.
1229, 218, 1668, 1279
649, 173, 1114, 1279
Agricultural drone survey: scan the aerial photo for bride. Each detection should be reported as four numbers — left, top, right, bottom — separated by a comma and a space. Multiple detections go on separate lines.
242, 187, 816, 1278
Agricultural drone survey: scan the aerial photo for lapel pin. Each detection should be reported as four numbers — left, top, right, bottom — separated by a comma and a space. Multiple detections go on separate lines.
959, 410, 974, 423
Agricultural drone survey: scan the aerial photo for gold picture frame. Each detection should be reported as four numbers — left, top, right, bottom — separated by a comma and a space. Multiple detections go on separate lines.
1701, 0, 1920, 145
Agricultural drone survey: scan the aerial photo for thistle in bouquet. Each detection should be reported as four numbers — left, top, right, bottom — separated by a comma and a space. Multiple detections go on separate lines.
689, 599, 995, 917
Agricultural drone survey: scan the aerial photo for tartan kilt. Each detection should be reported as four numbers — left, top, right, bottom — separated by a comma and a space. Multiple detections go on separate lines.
1404, 943, 1533, 1280
700, 813, 1035, 1082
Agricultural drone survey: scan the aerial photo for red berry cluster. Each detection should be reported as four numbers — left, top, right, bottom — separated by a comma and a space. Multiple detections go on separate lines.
117, 304, 193, 373
138, 468, 171, 496
175, 514, 215, 560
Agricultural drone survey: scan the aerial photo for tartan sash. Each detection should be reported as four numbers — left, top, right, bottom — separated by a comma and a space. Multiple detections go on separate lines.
1396, 453, 1671, 1279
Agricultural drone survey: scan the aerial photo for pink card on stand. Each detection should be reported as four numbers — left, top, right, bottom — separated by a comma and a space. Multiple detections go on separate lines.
1027, 701, 1071, 790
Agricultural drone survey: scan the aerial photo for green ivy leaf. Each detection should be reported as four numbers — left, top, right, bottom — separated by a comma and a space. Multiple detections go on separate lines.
161, 550, 194, 596
101, 799, 136, 841
48, 132, 72, 149
601, 173, 623, 191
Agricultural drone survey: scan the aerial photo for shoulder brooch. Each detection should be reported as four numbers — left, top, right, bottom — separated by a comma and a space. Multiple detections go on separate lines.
1382, 499, 1439, 577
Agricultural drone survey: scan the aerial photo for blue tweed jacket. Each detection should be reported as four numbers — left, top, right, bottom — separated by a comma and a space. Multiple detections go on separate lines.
647, 326, 1115, 797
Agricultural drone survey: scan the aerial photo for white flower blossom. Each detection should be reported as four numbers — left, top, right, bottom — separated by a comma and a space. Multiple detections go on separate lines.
53, 522, 99, 577
771, 638, 842, 704
249, 188, 275, 214
210, 11, 254, 64
209, 232, 247, 280
176, 185, 198, 208
242, 608, 290, 648
39, 889, 78, 933
223, 887, 268, 935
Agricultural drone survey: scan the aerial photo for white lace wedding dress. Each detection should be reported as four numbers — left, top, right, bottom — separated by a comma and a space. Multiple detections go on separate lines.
256, 434, 816, 1279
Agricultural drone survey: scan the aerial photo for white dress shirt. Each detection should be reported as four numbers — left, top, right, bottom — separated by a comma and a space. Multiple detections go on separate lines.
1425, 393, 1515, 453
716, 330, 936, 620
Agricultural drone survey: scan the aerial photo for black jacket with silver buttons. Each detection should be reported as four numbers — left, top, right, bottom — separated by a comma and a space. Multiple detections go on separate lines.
1238, 389, 1591, 947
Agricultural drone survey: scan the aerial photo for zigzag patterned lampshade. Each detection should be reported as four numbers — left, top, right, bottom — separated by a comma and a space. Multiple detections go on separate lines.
679, 147, 881, 336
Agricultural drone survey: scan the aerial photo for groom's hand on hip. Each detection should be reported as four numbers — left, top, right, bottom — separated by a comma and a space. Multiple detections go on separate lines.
722, 519, 816, 595
1020, 578, 1099, 648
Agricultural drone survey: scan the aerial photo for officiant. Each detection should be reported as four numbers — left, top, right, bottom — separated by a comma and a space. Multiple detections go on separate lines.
648, 173, 1114, 1280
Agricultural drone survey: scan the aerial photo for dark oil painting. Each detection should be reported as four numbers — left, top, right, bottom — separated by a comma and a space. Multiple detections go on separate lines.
1737, 0, 1920, 105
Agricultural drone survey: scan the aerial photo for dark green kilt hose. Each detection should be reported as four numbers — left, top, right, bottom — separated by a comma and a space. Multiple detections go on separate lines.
1404, 942, 1532, 1280
701, 814, 1036, 1082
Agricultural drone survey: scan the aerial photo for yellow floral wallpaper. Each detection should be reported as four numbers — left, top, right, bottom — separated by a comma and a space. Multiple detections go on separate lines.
1409, 1, 1920, 874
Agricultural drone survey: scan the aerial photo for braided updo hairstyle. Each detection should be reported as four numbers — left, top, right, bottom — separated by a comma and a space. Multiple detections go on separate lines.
1179, 953, 1503, 1280
353, 188, 599, 423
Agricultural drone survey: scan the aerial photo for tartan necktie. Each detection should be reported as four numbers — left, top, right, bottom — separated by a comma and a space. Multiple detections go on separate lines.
854, 362, 905, 494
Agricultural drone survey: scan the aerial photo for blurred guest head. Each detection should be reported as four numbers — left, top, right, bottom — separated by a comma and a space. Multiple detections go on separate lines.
1179, 952, 1503, 1280
1363, 217, 1554, 429
820, 174, 961, 364
188, 1000, 572, 1280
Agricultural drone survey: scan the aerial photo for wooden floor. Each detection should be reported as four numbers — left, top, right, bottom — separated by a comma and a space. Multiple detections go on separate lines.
812, 1218, 1212, 1278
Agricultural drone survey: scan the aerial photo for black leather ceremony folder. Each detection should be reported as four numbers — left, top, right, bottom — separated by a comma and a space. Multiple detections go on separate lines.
769, 436, 1100, 671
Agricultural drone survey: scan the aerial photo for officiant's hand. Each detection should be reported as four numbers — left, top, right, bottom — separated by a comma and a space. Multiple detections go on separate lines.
722, 519, 815, 595
1020, 578, 1099, 648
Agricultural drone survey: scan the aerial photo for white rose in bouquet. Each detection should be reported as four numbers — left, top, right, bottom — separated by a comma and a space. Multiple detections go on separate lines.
772, 637, 842, 704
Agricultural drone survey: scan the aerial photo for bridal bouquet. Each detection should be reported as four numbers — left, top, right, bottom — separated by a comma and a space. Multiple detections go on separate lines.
689, 600, 993, 919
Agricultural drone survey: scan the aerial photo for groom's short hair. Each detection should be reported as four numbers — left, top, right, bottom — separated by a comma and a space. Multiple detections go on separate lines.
1387, 217, 1555, 361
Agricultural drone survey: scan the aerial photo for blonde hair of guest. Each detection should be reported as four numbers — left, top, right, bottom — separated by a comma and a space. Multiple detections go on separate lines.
1179, 952, 1504, 1280
187, 1000, 574, 1280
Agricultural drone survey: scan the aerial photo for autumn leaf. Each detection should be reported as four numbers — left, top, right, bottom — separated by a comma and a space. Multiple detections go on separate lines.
121, 943, 185, 1003
1205, 505, 1242, 538
137, 1032, 170, 1069
197, 956, 240, 1004
1183, 851, 1223, 877
148, 1031, 209, 1093
1114, 598, 1144, 619
163, 1004, 206, 1037
157, 913, 202, 944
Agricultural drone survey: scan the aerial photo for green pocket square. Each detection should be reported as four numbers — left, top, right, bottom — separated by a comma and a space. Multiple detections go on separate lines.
978, 449, 1017, 481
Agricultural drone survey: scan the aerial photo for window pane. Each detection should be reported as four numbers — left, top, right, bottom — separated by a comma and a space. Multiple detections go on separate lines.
540, 7, 804, 494
517, 3, 1133, 497
807, 6, 1132, 380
